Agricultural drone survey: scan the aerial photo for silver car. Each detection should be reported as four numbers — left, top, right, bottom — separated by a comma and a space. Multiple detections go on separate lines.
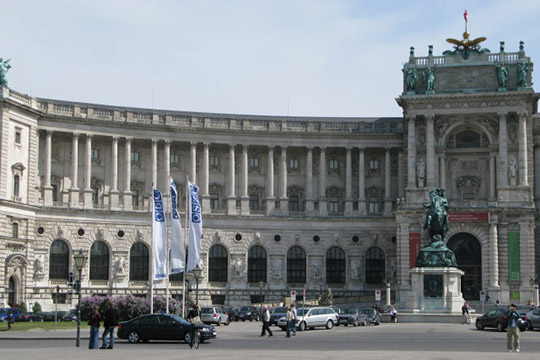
277, 307, 338, 331
200, 306, 230, 326
526, 307, 540, 330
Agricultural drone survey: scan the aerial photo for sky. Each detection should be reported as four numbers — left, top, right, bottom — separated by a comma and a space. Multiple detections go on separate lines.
3, 0, 540, 118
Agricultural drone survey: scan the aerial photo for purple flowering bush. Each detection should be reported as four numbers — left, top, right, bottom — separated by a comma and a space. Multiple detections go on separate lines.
80, 295, 181, 321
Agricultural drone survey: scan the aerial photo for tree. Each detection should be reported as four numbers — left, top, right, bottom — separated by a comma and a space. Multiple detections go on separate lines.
32, 302, 42, 313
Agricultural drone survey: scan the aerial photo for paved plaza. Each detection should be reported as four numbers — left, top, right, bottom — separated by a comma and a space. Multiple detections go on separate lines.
1, 321, 540, 360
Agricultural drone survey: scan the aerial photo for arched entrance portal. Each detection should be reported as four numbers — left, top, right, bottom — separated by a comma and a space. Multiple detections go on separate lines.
447, 233, 482, 300
8, 276, 17, 307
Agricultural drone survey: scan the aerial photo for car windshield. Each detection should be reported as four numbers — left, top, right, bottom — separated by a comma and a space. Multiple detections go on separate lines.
168, 314, 190, 325
342, 308, 357, 314
240, 307, 251, 311
296, 309, 310, 316
271, 307, 286, 314
362, 309, 375, 315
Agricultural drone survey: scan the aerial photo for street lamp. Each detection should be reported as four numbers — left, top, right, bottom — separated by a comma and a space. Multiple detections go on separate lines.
530, 276, 539, 307
73, 249, 88, 348
192, 266, 202, 305
258, 281, 265, 321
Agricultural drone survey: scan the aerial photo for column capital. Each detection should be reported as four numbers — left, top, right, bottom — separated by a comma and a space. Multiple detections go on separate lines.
86, 134, 93, 140
345, 146, 353, 151
164, 139, 171, 146
319, 146, 326, 152
358, 146, 366, 152
125, 136, 132, 143
425, 114, 435, 121
46, 129, 54, 137
242, 144, 249, 150
203, 142, 210, 148
72, 132, 80, 139
151, 138, 159, 145
190, 141, 197, 147
497, 111, 508, 120
112, 136, 120, 142
280, 145, 288, 150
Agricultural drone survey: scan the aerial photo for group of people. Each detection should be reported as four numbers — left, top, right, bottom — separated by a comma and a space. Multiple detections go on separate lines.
86, 300, 119, 350
260, 304, 298, 338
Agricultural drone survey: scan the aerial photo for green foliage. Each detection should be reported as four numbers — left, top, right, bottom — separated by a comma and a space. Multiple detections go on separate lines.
32, 302, 42, 313
20, 302, 27, 313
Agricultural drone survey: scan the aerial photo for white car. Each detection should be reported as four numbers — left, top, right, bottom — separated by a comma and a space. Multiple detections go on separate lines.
277, 307, 338, 331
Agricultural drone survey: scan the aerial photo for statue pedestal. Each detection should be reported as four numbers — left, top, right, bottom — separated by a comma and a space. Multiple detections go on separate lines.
407, 267, 465, 313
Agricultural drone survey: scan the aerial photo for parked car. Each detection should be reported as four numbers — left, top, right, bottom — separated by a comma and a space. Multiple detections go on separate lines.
29, 312, 44, 322
278, 307, 338, 331
200, 307, 230, 326
337, 307, 367, 327
0, 308, 21, 322
236, 306, 260, 321
360, 308, 381, 325
525, 308, 540, 330
41, 311, 66, 321
61, 309, 78, 321
117, 314, 216, 344
223, 307, 239, 322
475, 308, 528, 332
269, 306, 287, 326
15, 312, 33, 322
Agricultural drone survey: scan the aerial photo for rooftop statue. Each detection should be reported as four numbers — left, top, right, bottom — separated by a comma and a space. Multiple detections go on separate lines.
0, 58, 11, 87
443, 32, 490, 59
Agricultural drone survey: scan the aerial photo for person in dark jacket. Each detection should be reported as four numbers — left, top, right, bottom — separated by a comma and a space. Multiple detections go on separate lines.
100, 300, 119, 349
507, 305, 521, 352
88, 305, 101, 349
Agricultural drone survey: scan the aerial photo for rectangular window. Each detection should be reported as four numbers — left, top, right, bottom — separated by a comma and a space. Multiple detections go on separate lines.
12, 222, 19, 238
249, 194, 259, 211
91, 186, 99, 204
52, 184, 58, 202
210, 155, 220, 167
171, 153, 180, 165
132, 189, 140, 207
15, 128, 22, 144
369, 159, 379, 170
13, 175, 20, 197
329, 159, 339, 170
210, 193, 219, 210
131, 151, 140, 163
328, 196, 339, 213
249, 157, 259, 169
289, 158, 299, 169
369, 196, 379, 213
91, 148, 99, 160
289, 195, 300, 211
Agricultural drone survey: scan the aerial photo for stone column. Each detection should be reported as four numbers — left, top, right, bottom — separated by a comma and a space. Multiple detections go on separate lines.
164, 140, 171, 194
190, 142, 197, 184
151, 139, 158, 187
498, 113, 508, 187
266, 147, 275, 215
109, 136, 120, 210
240, 144, 250, 215
82, 134, 93, 209
123, 137, 132, 210
344, 147, 353, 215
201, 143, 211, 214
227, 144, 237, 215
358, 147, 366, 216
43, 130, 53, 206
518, 113, 528, 186
407, 117, 417, 188
439, 154, 446, 190
398, 150, 404, 199
319, 147, 328, 216
489, 154, 496, 200
70, 133, 80, 208
384, 147, 392, 216
535, 145, 540, 209
305, 147, 314, 214
279, 146, 289, 215
426, 115, 435, 187
489, 219, 500, 288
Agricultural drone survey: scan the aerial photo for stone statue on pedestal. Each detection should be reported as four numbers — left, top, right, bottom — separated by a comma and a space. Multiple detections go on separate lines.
0, 58, 11, 87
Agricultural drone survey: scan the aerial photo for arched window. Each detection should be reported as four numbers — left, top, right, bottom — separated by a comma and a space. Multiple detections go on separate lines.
248, 245, 267, 283
287, 246, 306, 284
326, 247, 346, 284
49, 240, 69, 280
455, 131, 481, 148
129, 243, 149, 281
208, 245, 228, 282
90, 241, 109, 281
365, 247, 385, 284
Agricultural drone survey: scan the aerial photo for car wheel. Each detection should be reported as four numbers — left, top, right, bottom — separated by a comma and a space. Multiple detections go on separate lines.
375, 322, 380, 326
475, 320, 484, 330
528, 321, 533, 331
217, 319, 221, 326
127, 331, 140, 343
184, 332, 192, 344
353, 320, 358, 327
242, 319, 245, 322
225, 317, 230, 326
299, 321, 306, 332
326, 320, 334, 330
497, 322, 504, 332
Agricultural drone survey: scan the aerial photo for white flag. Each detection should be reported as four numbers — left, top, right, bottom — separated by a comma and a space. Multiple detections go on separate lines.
152, 188, 167, 280
169, 178, 184, 274
186, 182, 203, 272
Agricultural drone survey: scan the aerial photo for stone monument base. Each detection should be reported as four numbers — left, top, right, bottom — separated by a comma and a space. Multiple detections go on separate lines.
407, 267, 465, 313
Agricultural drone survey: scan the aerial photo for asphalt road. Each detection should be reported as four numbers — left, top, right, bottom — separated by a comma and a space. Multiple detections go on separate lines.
1, 321, 540, 359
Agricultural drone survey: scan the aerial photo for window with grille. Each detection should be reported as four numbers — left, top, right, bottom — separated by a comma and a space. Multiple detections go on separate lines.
13, 175, 20, 197
130, 242, 149, 281
369, 196, 380, 213
329, 159, 339, 170
289, 195, 300, 212
249, 157, 259, 169
365, 247, 385, 284
91, 186, 99, 204
248, 245, 267, 283
90, 241, 109, 280
91, 148, 99, 160
249, 194, 259, 211
171, 153, 180, 165
369, 159, 379, 170
49, 239, 69, 280
326, 247, 346, 283
132, 189, 139, 207
15, 128, 22, 145
287, 246, 306, 284
209, 245, 228, 282
210, 155, 220, 167
210, 193, 219, 210
289, 158, 299, 169
12, 223, 19, 238
329, 196, 339, 213
131, 151, 140, 163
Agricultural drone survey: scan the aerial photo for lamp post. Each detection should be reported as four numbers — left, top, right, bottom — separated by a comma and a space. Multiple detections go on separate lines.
73, 249, 88, 348
530, 276, 539, 307
258, 281, 265, 321
192, 266, 202, 305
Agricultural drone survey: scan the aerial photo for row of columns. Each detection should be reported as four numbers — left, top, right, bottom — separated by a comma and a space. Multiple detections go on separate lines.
41, 132, 398, 216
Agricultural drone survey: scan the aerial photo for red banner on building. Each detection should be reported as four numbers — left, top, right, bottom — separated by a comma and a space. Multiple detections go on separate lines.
448, 212, 489, 222
409, 233, 421, 268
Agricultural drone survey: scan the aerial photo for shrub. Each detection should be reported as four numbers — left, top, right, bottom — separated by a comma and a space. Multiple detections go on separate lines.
32, 302, 42, 313
80, 295, 181, 321
20, 302, 27, 313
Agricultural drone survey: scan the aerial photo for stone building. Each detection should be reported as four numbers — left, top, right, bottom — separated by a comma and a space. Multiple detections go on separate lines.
0, 37, 538, 310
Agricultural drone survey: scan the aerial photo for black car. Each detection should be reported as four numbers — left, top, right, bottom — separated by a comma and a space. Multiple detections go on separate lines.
360, 308, 381, 325
236, 306, 260, 321
475, 308, 528, 332
337, 307, 367, 327
14, 312, 33, 322
269, 306, 287, 326
41, 311, 66, 321
117, 314, 216, 344
223, 307, 238, 322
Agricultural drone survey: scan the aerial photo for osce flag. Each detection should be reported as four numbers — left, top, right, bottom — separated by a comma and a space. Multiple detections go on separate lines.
152, 188, 167, 280
186, 182, 202, 273
169, 178, 185, 274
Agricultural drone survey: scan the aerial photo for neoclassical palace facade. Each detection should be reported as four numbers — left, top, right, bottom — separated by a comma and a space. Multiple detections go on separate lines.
1, 39, 539, 310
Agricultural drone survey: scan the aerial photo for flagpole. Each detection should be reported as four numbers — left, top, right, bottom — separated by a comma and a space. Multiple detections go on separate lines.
182, 176, 190, 316
165, 181, 171, 314
150, 187, 155, 314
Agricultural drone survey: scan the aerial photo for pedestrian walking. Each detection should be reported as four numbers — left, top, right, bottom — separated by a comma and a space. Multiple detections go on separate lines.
260, 305, 273, 337
186, 304, 201, 348
285, 306, 292, 338
290, 303, 297, 336
7, 311, 13, 330
88, 305, 101, 349
100, 300, 119, 349
507, 304, 521, 352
